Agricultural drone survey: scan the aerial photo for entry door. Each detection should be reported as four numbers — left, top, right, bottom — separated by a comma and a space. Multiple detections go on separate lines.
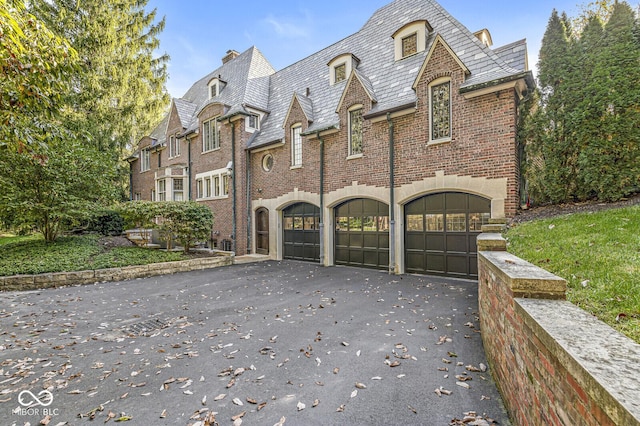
405, 193, 490, 278
256, 208, 269, 255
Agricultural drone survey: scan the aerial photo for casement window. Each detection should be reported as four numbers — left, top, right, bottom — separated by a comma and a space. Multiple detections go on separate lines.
196, 168, 230, 200
328, 54, 359, 86
429, 79, 452, 143
291, 124, 302, 167
392, 20, 430, 61
402, 33, 418, 58
172, 178, 184, 201
169, 134, 181, 158
203, 118, 220, 152
157, 179, 166, 201
196, 179, 203, 199
151, 189, 156, 201
348, 106, 363, 157
209, 81, 219, 99
140, 148, 150, 172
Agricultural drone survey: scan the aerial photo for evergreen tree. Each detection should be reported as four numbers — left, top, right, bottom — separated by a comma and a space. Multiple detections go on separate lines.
31, 0, 169, 154
578, 2, 640, 200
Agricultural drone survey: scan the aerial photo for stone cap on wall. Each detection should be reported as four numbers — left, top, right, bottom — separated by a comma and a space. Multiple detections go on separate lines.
479, 250, 567, 299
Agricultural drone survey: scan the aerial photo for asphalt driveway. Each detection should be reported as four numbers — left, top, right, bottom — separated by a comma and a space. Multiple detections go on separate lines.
1, 260, 510, 425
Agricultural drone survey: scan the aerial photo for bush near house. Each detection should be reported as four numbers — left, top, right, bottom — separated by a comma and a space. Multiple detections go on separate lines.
506, 204, 640, 344
117, 201, 214, 253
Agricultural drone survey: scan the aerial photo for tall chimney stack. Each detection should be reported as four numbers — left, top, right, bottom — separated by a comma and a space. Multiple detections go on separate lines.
222, 49, 240, 64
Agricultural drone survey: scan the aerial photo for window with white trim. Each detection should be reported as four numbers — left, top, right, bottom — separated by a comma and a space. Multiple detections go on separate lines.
169, 134, 181, 158
208, 80, 219, 99
140, 148, 150, 172
157, 179, 166, 201
291, 124, 302, 167
429, 78, 452, 143
247, 113, 259, 130
203, 118, 220, 152
348, 106, 363, 157
195, 168, 230, 200
151, 189, 156, 201
172, 178, 184, 201
392, 21, 430, 61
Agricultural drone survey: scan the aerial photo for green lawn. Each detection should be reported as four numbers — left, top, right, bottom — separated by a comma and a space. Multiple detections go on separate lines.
0, 233, 188, 277
506, 205, 640, 344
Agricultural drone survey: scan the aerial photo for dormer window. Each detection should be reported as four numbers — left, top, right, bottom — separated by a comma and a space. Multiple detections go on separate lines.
328, 53, 360, 86
208, 77, 226, 99
392, 20, 431, 61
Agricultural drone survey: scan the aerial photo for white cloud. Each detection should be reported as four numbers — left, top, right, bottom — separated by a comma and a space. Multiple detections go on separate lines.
263, 12, 311, 39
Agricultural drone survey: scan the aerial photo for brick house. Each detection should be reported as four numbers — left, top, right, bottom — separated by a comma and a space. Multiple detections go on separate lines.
128, 0, 533, 278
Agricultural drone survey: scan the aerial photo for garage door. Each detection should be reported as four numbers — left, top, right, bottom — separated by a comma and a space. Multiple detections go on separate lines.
405, 193, 490, 278
283, 203, 320, 262
335, 199, 389, 270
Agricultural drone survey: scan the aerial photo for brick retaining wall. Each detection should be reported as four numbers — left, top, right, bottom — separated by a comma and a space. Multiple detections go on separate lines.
0, 255, 233, 292
477, 233, 640, 426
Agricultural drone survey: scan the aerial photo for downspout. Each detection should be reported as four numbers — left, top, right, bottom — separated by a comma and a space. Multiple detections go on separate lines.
316, 131, 325, 266
246, 149, 252, 254
387, 113, 395, 274
129, 162, 133, 200
230, 120, 237, 254
187, 138, 192, 200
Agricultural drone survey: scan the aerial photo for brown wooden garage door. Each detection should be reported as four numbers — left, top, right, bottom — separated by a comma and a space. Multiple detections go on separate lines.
335, 199, 389, 270
405, 193, 490, 278
283, 203, 320, 262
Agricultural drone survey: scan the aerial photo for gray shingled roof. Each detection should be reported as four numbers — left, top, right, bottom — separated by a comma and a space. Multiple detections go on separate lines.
248, 0, 531, 149
143, 0, 531, 152
145, 47, 275, 140
493, 39, 528, 72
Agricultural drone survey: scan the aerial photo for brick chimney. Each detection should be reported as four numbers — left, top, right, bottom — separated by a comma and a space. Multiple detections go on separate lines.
222, 50, 240, 64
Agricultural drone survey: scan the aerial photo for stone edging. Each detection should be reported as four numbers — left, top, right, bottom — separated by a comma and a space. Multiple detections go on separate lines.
0, 255, 234, 292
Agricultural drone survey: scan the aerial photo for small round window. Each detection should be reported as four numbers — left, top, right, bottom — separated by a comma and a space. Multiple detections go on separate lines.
262, 154, 274, 172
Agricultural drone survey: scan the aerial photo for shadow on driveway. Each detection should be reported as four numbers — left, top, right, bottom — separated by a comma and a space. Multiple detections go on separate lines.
0, 260, 510, 425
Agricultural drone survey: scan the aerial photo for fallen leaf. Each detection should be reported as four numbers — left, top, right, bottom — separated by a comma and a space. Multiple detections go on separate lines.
350, 390, 358, 398
333, 367, 340, 374
159, 409, 167, 419
408, 405, 417, 414
39, 414, 52, 425
105, 411, 116, 423
336, 404, 345, 412
296, 401, 305, 411
456, 381, 470, 389
312, 399, 320, 407
201, 395, 207, 406
273, 416, 286, 426
114, 416, 132, 423
232, 397, 243, 406
355, 382, 366, 389
231, 411, 246, 421
257, 402, 267, 411
213, 393, 226, 401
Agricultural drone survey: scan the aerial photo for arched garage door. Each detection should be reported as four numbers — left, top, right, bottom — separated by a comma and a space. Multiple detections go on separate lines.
335, 199, 389, 270
405, 193, 490, 278
283, 203, 320, 262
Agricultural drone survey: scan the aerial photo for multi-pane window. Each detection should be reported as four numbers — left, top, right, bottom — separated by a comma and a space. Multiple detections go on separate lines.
209, 83, 218, 98
140, 148, 150, 172
334, 63, 346, 83
402, 33, 418, 58
291, 125, 302, 167
151, 189, 156, 201
349, 107, 363, 156
157, 179, 166, 201
169, 135, 181, 158
203, 118, 220, 152
195, 169, 230, 200
172, 178, 184, 201
431, 81, 451, 141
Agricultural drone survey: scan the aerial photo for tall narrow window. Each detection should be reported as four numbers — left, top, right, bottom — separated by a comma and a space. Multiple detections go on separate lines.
196, 179, 203, 199
210, 83, 218, 98
291, 125, 302, 167
222, 175, 229, 196
334, 63, 346, 83
169, 135, 181, 158
214, 175, 220, 197
157, 179, 166, 201
204, 177, 211, 198
203, 118, 220, 152
430, 80, 451, 142
248, 114, 259, 130
349, 107, 363, 156
141, 148, 150, 172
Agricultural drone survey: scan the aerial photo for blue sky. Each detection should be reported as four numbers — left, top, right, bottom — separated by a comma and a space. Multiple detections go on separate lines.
146, 0, 584, 99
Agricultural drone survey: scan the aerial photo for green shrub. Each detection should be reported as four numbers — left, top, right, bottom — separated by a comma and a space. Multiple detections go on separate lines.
88, 209, 124, 236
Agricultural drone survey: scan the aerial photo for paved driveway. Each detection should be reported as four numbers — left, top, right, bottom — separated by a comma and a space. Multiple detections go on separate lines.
1, 261, 510, 425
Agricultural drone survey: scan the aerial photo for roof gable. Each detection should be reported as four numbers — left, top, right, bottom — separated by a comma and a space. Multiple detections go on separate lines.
336, 70, 378, 113
283, 92, 314, 128
413, 34, 470, 90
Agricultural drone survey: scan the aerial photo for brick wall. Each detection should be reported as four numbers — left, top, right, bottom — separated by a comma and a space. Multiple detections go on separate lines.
477, 233, 640, 425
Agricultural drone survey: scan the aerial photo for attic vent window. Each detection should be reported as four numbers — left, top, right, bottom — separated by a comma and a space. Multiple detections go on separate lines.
210, 83, 218, 98
402, 33, 418, 57
334, 63, 346, 83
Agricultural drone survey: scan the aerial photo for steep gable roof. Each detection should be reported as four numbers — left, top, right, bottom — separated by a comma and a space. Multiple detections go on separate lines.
247, 0, 532, 149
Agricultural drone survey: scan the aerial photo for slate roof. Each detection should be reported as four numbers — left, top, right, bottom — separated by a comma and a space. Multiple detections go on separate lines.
247, 0, 531, 149
143, 0, 531, 152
